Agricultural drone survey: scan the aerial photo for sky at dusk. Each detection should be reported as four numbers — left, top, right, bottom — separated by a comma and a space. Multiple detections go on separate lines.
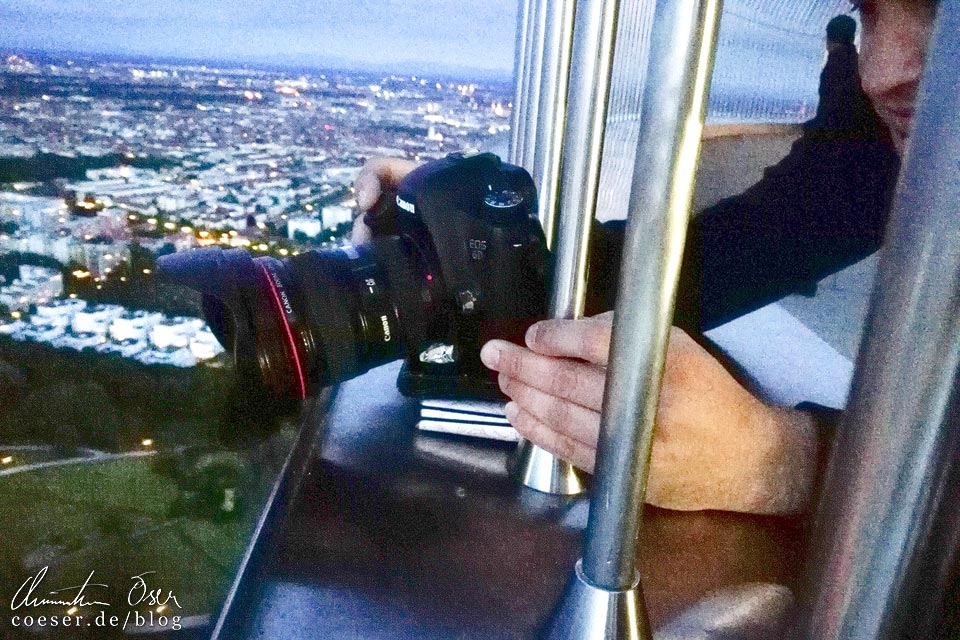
0, 0, 519, 76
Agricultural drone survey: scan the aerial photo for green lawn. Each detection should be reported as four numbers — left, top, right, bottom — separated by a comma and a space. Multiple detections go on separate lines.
0, 446, 289, 621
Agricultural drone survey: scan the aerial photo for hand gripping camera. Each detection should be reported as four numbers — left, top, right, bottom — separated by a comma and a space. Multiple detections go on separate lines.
158, 152, 549, 421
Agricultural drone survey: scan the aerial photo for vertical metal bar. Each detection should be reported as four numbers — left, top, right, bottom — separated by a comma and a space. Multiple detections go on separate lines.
547, 0, 620, 320
515, 0, 620, 497
531, 0, 577, 249
799, 5, 960, 639
512, 0, 585, 496
520, 0, 549, 173
509, 0, 534, 165
579, 0, 722, 590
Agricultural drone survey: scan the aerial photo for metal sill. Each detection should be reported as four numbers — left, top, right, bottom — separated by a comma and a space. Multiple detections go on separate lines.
211, 361, 804, 639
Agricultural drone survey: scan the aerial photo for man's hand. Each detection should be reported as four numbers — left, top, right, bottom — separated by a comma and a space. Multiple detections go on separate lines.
351, 157, 419, 244
480, 315, 821, 515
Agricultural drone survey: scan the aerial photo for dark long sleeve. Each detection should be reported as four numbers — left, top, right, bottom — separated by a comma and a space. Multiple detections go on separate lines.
587, 119, 899, 332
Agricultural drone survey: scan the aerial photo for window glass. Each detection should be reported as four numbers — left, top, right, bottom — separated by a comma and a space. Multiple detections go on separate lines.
600, 0, 853, 219
711, 0, 854, 123
0, 0, 857, 633
0, 3, 514, 636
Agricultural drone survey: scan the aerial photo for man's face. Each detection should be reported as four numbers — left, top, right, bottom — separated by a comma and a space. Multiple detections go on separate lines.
857, 0, 937, 153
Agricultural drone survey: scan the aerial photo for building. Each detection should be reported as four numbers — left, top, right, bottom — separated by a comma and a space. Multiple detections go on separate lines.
321, 205, 352, 230
0, 297, 223, 367
0, 265, 64, 311
287, 217, 324, 240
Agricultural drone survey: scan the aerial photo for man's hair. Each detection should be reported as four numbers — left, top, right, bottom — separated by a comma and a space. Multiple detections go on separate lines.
826, 15, 857, 44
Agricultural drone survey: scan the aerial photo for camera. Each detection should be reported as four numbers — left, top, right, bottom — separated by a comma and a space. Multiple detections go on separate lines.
158, 152, 549, 417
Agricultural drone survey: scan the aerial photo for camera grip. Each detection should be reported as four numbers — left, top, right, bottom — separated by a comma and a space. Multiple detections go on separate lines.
364, 188, 400, 236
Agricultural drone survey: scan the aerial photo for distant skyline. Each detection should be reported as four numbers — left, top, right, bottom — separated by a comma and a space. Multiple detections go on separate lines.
0, 0, 519, 77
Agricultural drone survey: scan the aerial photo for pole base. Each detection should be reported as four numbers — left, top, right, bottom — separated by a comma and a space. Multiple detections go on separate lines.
544, 560, 650, 640
512, 439, 586, 495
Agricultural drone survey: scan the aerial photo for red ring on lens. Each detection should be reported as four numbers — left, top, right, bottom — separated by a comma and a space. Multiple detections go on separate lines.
256, 261, 307, 400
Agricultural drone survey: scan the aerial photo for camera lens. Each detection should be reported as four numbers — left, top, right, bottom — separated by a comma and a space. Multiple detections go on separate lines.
247, 257, 314, 401
281, 245, 405, 392
157, 244, 406, 405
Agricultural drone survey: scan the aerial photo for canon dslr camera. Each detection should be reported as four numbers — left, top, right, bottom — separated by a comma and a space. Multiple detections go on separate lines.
158, 152, 549, 416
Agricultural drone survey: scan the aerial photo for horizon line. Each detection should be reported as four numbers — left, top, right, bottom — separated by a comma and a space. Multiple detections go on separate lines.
2, 46, 515, 84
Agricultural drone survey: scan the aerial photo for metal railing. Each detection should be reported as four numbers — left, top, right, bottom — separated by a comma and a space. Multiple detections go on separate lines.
512, 0, 605, 496
798, 3, 960, 638
513, 1, 960, 637
543, 0, 723, 636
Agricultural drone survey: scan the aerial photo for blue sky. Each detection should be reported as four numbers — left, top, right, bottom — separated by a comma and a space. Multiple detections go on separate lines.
0, 0, 519, 76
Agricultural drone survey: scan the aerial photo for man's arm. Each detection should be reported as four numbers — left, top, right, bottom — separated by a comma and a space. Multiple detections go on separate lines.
589, 127, 899, 333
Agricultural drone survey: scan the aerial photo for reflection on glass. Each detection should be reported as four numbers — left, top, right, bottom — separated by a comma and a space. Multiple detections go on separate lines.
0, 53, 512, 637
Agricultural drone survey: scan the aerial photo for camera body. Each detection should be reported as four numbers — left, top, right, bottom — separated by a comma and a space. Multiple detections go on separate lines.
372, 151, 549, 397
158, 151, 549, 426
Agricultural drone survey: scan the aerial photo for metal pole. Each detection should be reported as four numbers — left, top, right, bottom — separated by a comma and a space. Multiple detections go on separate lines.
511, 0, 587, 496
520, 0, 549, 173
546, 0, 620, 321
531, 0, 577, 249
580, 0, 722, 593
798, 5, 960, 639
546, 0, 722, 634
509, 0, 534, 165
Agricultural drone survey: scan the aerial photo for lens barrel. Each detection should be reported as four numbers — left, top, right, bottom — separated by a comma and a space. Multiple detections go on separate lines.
158, 244, 406, 405
283, 245, 404, 393
248, 257, 315, 401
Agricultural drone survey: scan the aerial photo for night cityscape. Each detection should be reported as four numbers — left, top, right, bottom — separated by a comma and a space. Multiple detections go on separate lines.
0, 52, 512, 365
0, 0, 830, 632
0, 49, 513, 636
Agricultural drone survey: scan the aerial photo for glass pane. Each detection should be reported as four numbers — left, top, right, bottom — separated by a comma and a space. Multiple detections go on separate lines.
599, 0, 853, 220
710, 0, 853, 123
0, 3, 516, 637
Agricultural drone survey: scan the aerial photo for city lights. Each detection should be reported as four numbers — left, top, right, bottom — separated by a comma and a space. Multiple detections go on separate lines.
0, 52, 510, 399
1, 456, 13, 465
141, 438, 154, 447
